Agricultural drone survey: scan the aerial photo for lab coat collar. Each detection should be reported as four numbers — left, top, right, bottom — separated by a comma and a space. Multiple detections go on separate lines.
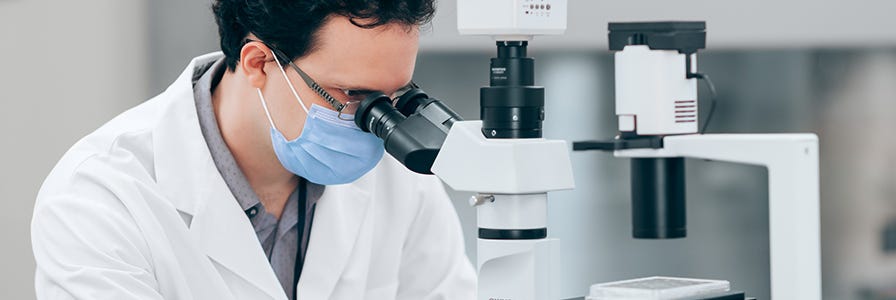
154, 52, 221, 217
153, 52, 284, 300
152, 52, 375, 300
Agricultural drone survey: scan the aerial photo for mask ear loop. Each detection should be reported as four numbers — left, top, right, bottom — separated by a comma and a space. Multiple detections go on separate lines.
271, 51, 310, 114
256, 88, 280, 132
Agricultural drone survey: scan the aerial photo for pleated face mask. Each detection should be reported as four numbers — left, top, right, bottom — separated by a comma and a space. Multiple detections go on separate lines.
256, 55, 384, 185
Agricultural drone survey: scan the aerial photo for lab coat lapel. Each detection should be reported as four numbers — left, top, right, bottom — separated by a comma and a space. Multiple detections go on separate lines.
190, 175, 287, 300
153, 53, 286, 300
297, 175, 374, 299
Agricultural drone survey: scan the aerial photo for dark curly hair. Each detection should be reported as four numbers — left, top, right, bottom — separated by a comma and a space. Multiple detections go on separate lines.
212, 0, 436, 71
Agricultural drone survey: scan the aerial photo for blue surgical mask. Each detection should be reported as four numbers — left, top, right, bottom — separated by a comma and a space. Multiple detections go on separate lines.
256, 58, 385, 185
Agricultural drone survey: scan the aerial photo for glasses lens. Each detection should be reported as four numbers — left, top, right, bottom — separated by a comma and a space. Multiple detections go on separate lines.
338, 82, 417, 121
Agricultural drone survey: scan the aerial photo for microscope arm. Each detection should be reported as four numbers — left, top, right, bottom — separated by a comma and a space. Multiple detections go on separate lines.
615, 134, 821, 300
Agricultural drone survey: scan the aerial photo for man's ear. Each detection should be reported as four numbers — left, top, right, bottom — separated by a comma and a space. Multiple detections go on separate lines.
239, 41, 272, 89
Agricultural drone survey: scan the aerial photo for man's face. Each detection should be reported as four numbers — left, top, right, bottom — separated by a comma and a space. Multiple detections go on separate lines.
259, 16, 420, 140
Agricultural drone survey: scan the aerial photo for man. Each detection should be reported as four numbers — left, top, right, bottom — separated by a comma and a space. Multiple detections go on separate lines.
30, 1, 476, 299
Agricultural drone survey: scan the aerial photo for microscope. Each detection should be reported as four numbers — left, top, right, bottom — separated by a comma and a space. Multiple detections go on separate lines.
354, 1, 573, 299
353, 1, 821, 299
573, 22, 822, 299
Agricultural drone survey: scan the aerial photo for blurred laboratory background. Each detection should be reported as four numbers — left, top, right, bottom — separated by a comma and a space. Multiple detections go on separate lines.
2, 0, 896, 299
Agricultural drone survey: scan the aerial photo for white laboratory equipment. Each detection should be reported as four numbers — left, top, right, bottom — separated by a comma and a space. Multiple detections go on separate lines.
446, 1, 575, 299
587, 277, 732, 300
574, 22, 822, 300
354, 1, 574, 299
352, 4, 821, 300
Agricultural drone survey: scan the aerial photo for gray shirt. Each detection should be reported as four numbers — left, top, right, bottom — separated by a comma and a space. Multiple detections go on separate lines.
191, 57, 322, 300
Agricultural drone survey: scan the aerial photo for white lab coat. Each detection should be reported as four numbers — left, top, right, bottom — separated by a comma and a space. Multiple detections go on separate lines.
31, 53, 477, 300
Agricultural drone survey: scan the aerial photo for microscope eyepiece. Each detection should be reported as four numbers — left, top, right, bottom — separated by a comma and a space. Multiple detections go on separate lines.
394, 88, 433, 117
354, 87, 462, 174
355, 92, 406, 139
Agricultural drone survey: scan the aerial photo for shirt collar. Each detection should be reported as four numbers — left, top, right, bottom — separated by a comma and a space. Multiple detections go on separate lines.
193, 57, 263, 211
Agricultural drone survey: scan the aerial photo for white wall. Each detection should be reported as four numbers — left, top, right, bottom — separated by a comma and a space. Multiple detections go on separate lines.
0, 1, 148, 299
421, 0, 896, 51
818, 52, 896, 300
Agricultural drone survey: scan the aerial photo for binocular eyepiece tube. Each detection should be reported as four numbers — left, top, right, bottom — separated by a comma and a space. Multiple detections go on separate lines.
354, 87, 462, 175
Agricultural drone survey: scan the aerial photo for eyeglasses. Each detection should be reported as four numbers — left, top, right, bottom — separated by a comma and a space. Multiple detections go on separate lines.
253, 40, 418, 121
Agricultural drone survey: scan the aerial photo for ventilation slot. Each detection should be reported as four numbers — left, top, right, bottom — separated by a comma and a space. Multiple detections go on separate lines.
674, 100, 697, 123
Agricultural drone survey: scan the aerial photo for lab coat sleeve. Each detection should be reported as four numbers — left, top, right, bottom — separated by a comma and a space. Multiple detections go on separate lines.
396, 175, 477, 300
31, 175, 165, 300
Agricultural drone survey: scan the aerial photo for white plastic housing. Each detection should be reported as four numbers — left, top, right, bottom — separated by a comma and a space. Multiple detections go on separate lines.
457, 0, 567, 38
478, 238, 553, 300
431, 121, 575, 194
614, 134, 822, 300
477, 194, 547, 229
431, 121, 573, 300
615, 45, 698, 135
